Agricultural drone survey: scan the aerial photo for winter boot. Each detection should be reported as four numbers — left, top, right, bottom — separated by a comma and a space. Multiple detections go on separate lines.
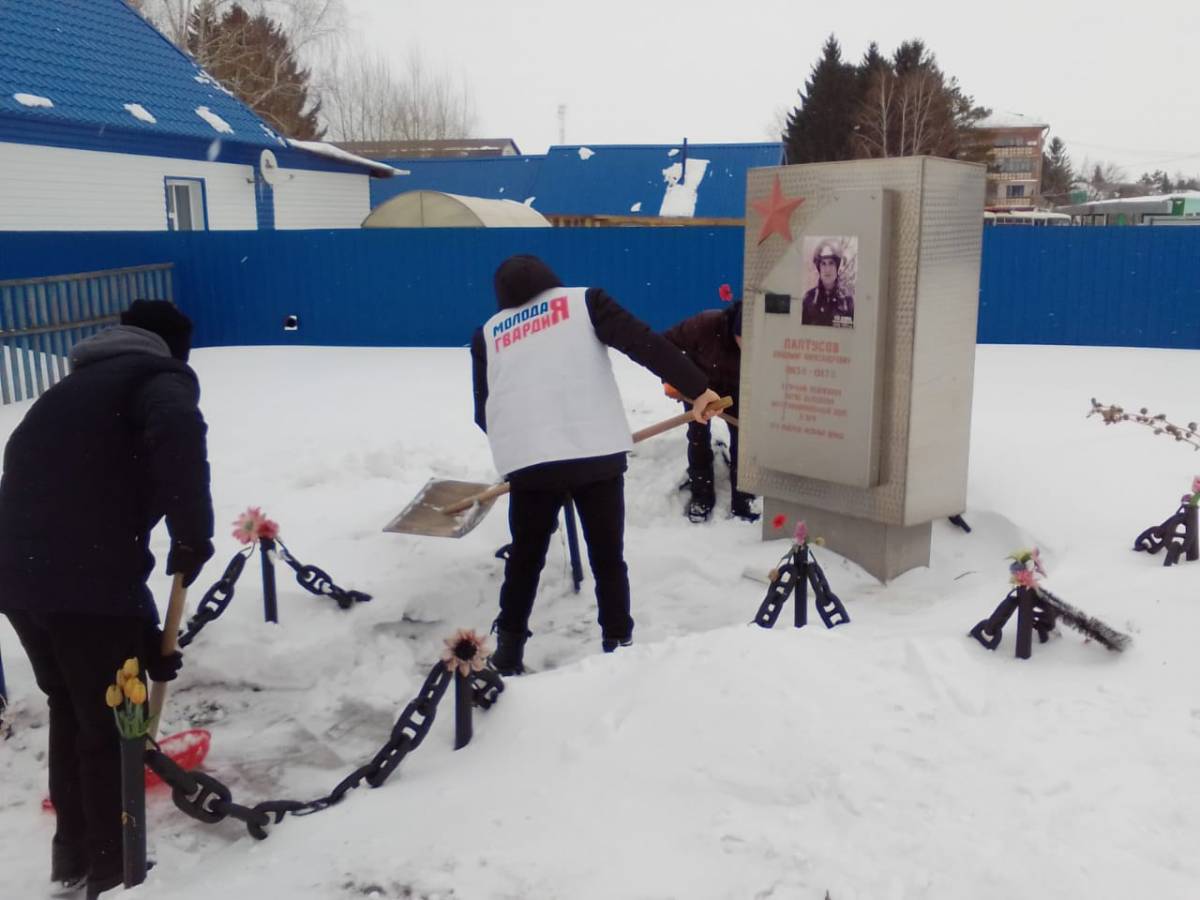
685, 475, 716, 523
489, 629, 528, 676
601, 636, 633, 653
730, 491, 760, 523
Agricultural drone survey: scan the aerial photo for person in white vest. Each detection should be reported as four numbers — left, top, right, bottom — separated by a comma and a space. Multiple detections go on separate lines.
470, 255, 720, 674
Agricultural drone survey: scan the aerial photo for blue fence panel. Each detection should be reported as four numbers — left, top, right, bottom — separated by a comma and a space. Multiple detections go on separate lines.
977, 226, 1200, 348
2, 225, 1198, 350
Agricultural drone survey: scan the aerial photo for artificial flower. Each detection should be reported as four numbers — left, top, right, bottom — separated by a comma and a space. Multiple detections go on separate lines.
441, 628, 491, 677
771, 514, 787, 530
718, 283, 733, 303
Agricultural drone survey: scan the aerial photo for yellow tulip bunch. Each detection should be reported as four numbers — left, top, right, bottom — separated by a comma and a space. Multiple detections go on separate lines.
106, 658, 152, 739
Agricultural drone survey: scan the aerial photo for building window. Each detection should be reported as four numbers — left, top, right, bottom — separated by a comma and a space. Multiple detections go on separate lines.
1006, 184, 1026, 199
165, 178, 207, 231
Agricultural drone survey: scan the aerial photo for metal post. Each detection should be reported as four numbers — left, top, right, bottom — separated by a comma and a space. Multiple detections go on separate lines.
454, 671, 472, 750
0, 644, 7, 714
563, 498, 584, 593
120, 736, 147, 889
260, 538, 278, 623
1015, 587, 1034, 660
1187, 505, 1199, 562
794, 545, 809, 629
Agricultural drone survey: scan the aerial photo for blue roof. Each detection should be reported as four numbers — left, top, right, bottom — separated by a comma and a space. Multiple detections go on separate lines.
369, 142, 783, 218
0, 0, 380, 175
371, 155, 545, 208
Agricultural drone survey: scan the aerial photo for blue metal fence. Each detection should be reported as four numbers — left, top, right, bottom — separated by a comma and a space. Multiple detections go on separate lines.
0, 226, 1198, 350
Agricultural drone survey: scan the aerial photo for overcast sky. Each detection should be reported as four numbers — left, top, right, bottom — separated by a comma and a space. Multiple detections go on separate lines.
344, 0, 1200, 179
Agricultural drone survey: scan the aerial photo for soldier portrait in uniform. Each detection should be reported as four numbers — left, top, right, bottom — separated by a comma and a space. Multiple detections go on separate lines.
800, 236, 856, 329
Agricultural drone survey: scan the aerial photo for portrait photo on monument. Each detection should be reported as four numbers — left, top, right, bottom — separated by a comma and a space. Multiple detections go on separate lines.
800, 236, 857, 329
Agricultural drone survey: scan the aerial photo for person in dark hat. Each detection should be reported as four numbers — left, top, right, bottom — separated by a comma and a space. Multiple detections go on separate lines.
663, 291, 757, 523
471, 255, 720, 674
0, 299, 214, 899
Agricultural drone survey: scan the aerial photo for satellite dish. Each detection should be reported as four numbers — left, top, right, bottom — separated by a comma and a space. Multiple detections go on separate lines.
259, 149, 280, 186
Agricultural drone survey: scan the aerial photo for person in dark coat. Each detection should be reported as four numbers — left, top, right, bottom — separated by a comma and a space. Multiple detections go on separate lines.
663, 297, 758, 523
0, 300, 214, 899
471, 255, 719, 674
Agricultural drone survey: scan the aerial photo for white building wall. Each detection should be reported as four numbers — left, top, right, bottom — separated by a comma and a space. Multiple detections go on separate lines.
0, 141, 257, 231
272, 168, 370, 229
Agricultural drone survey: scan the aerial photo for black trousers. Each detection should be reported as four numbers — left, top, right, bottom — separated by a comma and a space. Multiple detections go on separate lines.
497, 474, 633, 641
686, 408, 744, 499
5, 609, 148, 884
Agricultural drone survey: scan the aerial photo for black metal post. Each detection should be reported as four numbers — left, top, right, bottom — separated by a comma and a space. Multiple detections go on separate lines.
563, 499, 584, 594
260, 538, 278, 623
0, 644, 7, 710
1014, 587, 1034, 660
1187, 505, 1199, 562
120, 737, 147, 889
794, 545, 809, 629
454, 671, 472, 750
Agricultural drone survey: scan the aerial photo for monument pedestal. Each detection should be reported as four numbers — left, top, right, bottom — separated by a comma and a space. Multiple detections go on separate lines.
762, 498, 931, 582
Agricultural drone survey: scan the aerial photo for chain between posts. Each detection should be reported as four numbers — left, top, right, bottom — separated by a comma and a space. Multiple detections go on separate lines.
275, 539, 372, 610
144, 663, 505, 840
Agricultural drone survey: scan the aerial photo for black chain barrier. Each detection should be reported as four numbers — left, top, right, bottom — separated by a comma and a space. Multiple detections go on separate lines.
1134, 502, 1199, 567
176, 539, 372, 647
276, 539, 372, 610
145, 663, 505, 840
753, 544, 850, 630
969, 586, 1131, 659
177, 548, 253, 648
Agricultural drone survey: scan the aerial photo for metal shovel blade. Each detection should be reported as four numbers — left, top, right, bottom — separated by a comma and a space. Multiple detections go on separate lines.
382, 478, 501, 538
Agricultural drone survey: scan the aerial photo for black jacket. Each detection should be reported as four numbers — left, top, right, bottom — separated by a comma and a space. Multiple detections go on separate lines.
0, 327, 214, 617
471, 288, 708, 488
663, 304, 741, 403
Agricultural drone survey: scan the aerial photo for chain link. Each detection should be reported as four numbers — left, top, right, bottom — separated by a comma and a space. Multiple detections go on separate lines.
144, 661, 476, 841
177, 549, 252, 648
276, 540, 372, 610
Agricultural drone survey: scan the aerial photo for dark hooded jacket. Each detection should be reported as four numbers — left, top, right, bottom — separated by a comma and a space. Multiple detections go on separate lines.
663, 302, 742, 402
0, 326, 213, 617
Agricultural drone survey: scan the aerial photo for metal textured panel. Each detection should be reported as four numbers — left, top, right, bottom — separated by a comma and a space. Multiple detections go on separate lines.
739, 157, 984, 526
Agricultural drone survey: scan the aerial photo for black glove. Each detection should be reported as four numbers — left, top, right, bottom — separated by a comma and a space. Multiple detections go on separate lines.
142, 621, 184, 682
166, 538, 215, 588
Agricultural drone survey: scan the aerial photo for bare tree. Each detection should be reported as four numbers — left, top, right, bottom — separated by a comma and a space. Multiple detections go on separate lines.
135, 0, 345, 63
320, 46, 477, 143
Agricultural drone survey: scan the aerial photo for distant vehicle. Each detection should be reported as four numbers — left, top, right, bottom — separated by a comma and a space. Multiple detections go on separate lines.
983, 210, 1072, 226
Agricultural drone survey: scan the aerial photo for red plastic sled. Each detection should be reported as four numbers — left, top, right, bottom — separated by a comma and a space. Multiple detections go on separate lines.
41, 729, 211, 811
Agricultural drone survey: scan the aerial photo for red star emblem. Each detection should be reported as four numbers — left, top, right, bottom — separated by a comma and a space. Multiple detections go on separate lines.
750, 175, 804, 244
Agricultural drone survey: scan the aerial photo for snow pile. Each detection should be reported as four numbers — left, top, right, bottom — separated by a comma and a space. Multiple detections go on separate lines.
195, 106, 233, 135
123, 103, 156, 124
578, 147, 595, 160
1, 344, 1199, 899
12, 93, 53, 108
288, 140, 396, 177
659, 158, 710, 217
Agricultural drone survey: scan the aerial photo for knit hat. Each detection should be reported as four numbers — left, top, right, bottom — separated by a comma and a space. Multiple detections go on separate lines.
120, 300, 193, 362
494, 255, 564, 310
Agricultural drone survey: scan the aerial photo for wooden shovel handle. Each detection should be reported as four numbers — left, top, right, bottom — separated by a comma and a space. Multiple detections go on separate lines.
440, 396, 734, 516
147, 573, 187, 741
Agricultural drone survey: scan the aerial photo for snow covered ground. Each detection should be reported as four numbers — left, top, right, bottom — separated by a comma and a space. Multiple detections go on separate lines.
2, 343, 1199, 900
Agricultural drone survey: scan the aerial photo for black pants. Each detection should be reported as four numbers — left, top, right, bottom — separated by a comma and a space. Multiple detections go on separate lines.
5, 609, 148, 885
686, 410, 744, 500
497, 474, 633, 641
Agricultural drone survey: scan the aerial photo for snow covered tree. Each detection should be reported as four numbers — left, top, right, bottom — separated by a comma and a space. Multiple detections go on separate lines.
186, 2, 323, 139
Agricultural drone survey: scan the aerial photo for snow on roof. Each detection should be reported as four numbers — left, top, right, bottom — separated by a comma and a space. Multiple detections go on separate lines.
976, 111, 1048, 129
13, 93, 53, 108
123, 103, 156, 124
287, 140, 397, 178
578, 147, 595, 160
195, 106, 233, 135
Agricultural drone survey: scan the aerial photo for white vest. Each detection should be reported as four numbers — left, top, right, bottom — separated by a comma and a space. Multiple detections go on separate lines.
484, 287, 632, 476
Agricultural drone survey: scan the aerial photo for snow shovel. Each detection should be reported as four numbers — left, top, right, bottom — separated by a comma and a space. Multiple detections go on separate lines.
148, 573, 187, 741
383, 395, 733, 539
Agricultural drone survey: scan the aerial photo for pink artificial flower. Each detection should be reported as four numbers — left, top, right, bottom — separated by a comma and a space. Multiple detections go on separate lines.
1012, 568, 1038, 588
793, 520, 809, 545
1029, 546, 1046, 577
718, 283, 734, 303
771, 514, 787, 530
231, 507, 280, 544
441, 628, 491, 676
232, 507, 266, 544
1192, 475, 1200, 494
